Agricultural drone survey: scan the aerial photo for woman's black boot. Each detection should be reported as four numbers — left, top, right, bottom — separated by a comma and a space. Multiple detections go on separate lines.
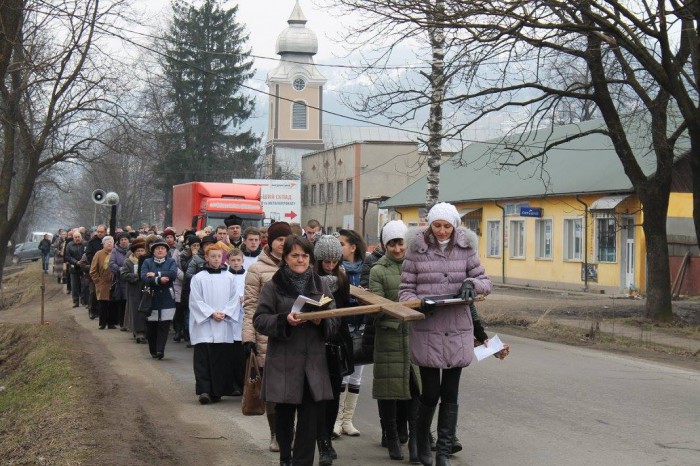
318, 439, 334, 466
416, 401, 436, 466
435, 403, 458, 466
378, 400, 404, 460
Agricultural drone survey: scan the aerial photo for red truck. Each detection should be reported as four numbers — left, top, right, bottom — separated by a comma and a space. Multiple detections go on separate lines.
172, 182, 265, 232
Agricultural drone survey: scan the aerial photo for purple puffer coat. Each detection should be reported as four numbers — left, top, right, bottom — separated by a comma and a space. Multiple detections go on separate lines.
399, 227, 492, 369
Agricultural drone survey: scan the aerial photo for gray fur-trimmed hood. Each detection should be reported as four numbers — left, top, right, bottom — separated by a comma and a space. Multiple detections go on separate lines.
405, 226, 478, 254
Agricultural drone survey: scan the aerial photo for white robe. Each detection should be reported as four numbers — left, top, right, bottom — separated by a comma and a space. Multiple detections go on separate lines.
189, 269, 241, 345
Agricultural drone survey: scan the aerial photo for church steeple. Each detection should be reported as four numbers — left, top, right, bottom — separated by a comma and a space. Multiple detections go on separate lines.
265, 0, 326, 177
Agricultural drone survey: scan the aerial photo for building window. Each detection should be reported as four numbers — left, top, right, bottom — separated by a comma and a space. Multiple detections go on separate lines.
301, 185, 308, 207
486, 220, 501, 257
509, 220, 525, 259
311, 184, 317, 205
327, 183, 334, 204
596, 217, 617, 262
564, 218, 582, 261
293, 77, 306, 91
337, 181, 343, 203
505, 202, 530, 216
535, 218, 552, 259
346, 179, 353, 202
319, 183, 325, 204
292, 101, 307, 129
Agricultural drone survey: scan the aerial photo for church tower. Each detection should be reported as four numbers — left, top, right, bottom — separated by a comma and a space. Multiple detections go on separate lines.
265, 0, 326, 177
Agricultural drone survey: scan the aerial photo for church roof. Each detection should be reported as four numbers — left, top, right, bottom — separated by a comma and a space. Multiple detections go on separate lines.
276, 1, 318, 56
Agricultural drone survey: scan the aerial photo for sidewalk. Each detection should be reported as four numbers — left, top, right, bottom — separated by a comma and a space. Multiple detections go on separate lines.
550, 316, 700, 354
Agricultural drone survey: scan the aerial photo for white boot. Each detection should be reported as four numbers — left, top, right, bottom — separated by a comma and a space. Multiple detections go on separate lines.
333, 388, 346, 438
341, 391, 361, 436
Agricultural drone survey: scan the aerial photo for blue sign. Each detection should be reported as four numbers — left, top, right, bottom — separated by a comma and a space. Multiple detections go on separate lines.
520, 207, 542, 217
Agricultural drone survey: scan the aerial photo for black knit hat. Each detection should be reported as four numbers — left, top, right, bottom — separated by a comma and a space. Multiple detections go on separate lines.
267, 221, 292, 245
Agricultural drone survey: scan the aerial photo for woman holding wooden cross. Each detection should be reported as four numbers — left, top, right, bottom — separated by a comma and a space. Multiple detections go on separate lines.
399, 202, 493, 466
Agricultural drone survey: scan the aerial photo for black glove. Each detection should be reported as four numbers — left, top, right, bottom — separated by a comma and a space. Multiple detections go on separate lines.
243, 342, 258, 360
473, 319, 488, 344
419, 298, 435, 315
459, 280, 477, 302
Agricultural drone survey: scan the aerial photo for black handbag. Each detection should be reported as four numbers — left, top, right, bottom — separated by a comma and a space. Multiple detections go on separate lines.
351, 327, 374, 365
326, 342, 352, 377
137, 286, 153, 315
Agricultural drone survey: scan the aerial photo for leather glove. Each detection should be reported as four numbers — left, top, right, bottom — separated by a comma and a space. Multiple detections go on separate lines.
419, 298, 435, 315
459, 280, 477, 303
243, 341, 258, 360
473, 319, 488, 344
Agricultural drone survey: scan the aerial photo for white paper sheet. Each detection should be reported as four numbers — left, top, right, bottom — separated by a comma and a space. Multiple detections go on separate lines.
474, 334, 505, 361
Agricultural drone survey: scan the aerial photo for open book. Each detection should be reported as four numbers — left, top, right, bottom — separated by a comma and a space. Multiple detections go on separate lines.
291, 294, 333, 313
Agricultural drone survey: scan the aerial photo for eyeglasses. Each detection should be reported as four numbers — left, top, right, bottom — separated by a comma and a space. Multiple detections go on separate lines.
288, 253, 310, 260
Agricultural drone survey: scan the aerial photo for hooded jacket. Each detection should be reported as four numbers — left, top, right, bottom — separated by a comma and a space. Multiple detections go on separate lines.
399, 227, 491, 369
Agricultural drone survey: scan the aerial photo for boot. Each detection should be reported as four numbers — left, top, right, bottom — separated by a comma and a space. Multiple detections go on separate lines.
341, 391, 361, 436
435, 403, 458, 466
328, 438, 338, 460
318, 439, 334, 466
408, 399, 420, 464
378, 400, 403, 460
267, 409, 279, 452
451, 436, 462, 454
333, 388, 346, 438
416, 401, 436, 466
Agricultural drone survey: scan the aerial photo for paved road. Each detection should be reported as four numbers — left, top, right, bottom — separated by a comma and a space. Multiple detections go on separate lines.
148, 331, 699, 466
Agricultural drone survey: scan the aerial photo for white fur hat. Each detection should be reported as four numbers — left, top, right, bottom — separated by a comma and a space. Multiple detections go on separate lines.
382, 220, 407, 248
427, 202, 461, 228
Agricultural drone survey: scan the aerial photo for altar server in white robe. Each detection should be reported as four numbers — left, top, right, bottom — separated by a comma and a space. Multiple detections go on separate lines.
189, 243, 242, 405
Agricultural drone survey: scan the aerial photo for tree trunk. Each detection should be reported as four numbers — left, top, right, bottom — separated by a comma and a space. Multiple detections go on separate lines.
424, 0, 445, 210
691, 138, 700, 249
640, 192, 673, 321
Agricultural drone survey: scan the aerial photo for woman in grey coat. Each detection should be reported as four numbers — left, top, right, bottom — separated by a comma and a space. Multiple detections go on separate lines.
399, 202, 493, 466
254, 235, 339, 466
120, 237, 147, 343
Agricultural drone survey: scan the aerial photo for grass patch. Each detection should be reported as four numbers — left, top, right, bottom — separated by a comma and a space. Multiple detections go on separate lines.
0, 263, 44, 310
0, 323, 93, 464
609, 316, 700, 340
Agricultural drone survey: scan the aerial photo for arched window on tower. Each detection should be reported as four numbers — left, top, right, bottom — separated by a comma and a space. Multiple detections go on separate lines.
292, 101, 307, 129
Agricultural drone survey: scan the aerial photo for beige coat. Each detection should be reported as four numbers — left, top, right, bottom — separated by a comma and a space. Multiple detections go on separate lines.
243, 245, 282, 367
89, 249, 113, 301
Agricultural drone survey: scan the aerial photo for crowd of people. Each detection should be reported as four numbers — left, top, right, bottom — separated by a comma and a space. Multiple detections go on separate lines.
47, 202, 508, 466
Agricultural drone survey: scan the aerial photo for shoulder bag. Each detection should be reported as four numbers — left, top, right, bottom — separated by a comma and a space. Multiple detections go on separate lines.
241, 352, 265, 416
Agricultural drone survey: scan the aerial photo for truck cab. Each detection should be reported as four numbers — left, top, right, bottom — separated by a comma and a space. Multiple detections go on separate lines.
172, 182, 265, 232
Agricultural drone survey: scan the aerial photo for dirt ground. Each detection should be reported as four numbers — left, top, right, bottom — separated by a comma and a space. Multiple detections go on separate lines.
1, 269, 698, 464
0, 275, 262, 466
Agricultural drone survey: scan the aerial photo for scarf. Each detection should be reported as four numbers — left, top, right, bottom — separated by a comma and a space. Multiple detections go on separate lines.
283, 266, 312, 294
153, 257, 165, 264
319, 274, 339, 293
342, 259, 363, 286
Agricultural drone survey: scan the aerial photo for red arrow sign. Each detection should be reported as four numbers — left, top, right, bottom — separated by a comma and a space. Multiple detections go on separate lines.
285, 211, 297, 220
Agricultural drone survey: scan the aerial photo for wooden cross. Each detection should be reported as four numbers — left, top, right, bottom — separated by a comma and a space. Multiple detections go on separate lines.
297, 285, 484, 322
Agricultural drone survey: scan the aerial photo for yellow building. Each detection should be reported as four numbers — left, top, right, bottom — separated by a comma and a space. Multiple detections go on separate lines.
382, 119, 694, 294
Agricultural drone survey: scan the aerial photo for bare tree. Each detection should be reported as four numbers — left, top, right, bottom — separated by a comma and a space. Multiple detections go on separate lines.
0, 0, 131, 285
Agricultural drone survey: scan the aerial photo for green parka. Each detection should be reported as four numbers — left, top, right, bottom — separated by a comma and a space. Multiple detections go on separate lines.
368, 253, 420, 400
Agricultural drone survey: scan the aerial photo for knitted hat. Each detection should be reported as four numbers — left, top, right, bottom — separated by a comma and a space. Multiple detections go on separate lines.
427, 202, 461, 229
267, 221, 292, 245
115, 232, 130, 243
102, 235, 114, 245
161, 227, 176, 238
129, 237, 146, 252
314, 235, 342, 261
381, 220, 407, 248
224, 215, 242, 227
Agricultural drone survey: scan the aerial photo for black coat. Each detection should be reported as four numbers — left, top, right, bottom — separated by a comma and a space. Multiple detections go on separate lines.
85, 236, 103, 265
66, 242, 86, 273
253, 268, 339, 404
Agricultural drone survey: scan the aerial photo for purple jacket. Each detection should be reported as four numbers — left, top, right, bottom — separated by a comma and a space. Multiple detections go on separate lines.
399, 227, 492, 369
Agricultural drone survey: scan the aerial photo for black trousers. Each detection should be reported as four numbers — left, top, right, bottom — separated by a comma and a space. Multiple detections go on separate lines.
276, 379, 320, 466
146, 320, 171, 355
318, 374, 342, 441
70, 272, 82, 304
97, 300, 117, 327
173, 301, 187, 335
419, 366, 463, 406
113, 300, 126, 327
